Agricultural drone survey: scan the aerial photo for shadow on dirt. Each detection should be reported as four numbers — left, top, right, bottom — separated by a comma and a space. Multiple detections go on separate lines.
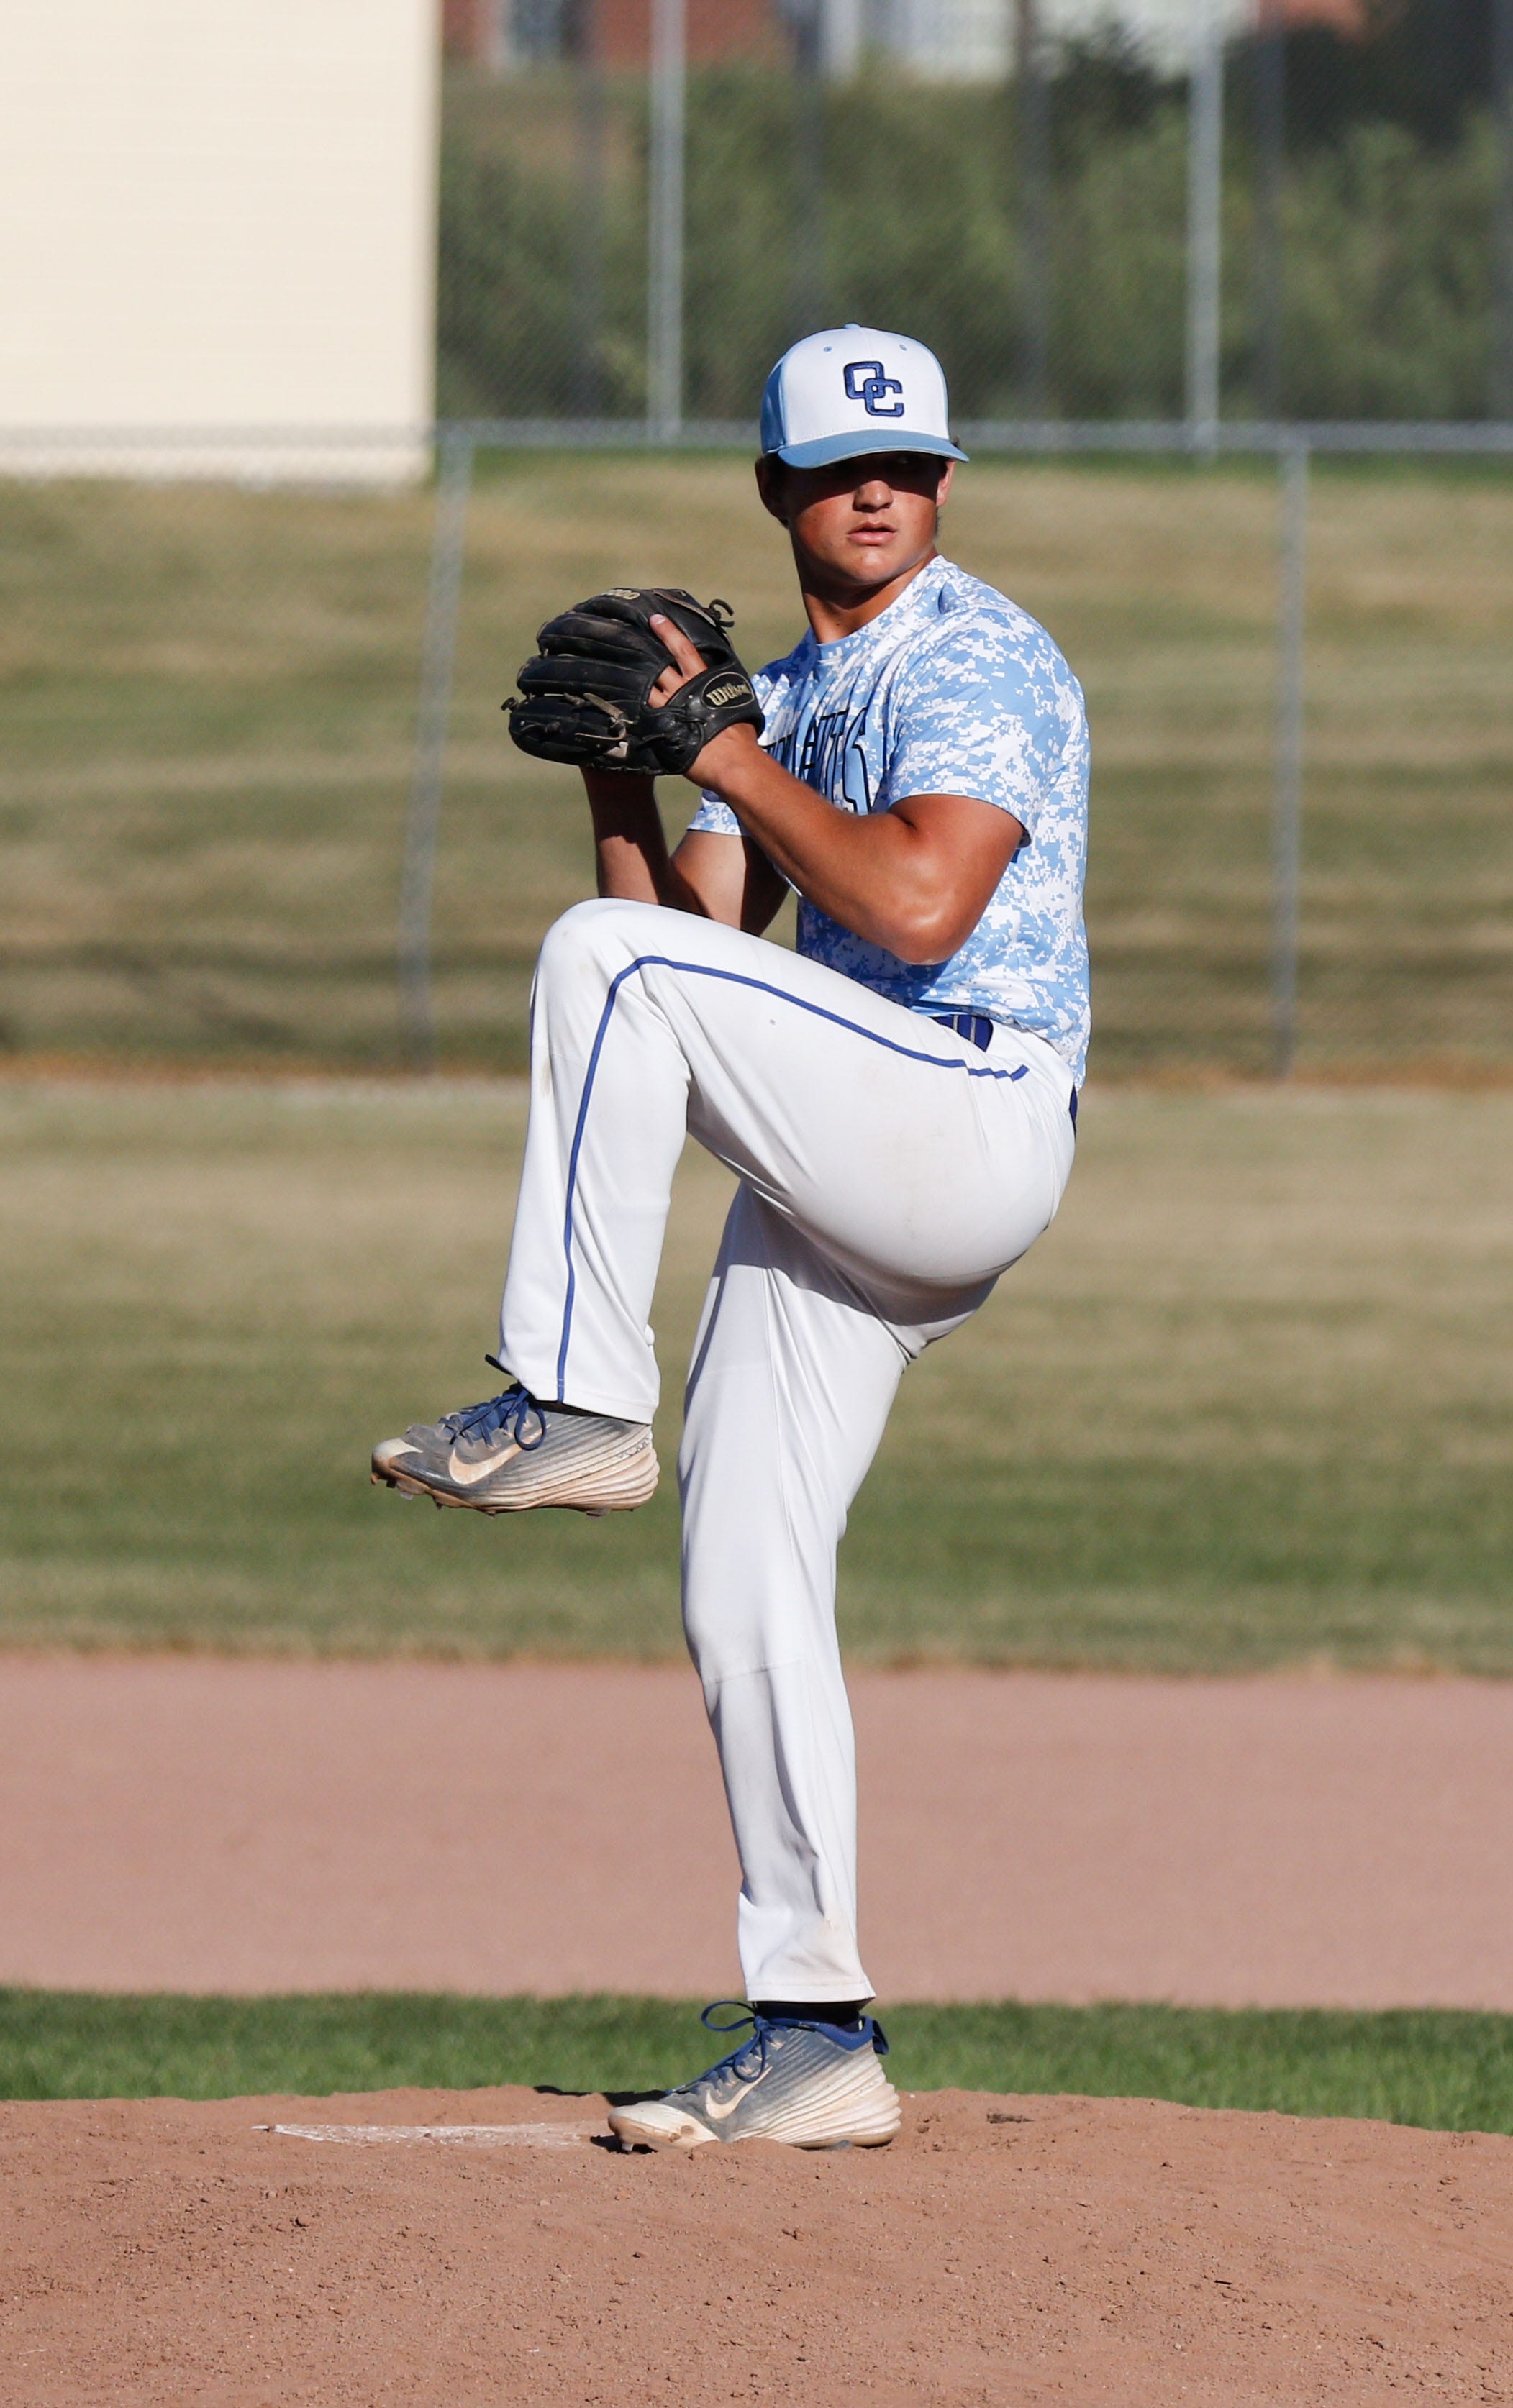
535, 2083, 666, 2108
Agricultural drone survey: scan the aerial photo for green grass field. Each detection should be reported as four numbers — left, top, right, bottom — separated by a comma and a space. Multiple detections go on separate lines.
6, 1989, 1513, 2134
3, 1076, 1507, 1669
4, 457, 1510, 1076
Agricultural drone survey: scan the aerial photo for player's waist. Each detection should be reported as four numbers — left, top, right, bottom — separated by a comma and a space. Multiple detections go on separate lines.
926, 1011, 1079, 1126
928, 1009, 999, 1052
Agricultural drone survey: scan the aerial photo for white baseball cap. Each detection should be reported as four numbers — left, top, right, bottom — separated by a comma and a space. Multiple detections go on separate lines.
760, 325, 968, 470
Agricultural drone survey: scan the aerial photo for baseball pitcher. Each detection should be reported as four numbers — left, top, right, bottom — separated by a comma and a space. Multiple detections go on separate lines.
373, 326, 1090, 2151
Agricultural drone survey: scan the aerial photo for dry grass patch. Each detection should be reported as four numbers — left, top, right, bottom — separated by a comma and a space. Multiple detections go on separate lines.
1, 1077, 1507, 1668
2, 459, 1509, 1071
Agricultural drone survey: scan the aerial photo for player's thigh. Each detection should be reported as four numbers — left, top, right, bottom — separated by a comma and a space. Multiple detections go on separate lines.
654, 945, 1065, 1289
536, 902, 1069, 1288
678, 1187, 913, 1672
681, 1186, 909, 1496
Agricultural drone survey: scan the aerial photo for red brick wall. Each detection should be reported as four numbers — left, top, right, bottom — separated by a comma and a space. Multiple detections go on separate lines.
443, 0, 1366, 70
1281, 0, 1368, 29
443, 0, 786, 67
442, 0, 493, 60
596, 0, 784, 67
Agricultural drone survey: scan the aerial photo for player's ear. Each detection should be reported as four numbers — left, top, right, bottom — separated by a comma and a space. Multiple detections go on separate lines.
935, 461, 955, 509
755, 456, 789, 527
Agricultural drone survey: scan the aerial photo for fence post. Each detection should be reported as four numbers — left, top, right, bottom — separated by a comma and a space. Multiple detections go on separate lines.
1015, 0, 1050, 416
1494, 0, 1513, 414
1272, 441, 1308, 1077
1252, 0, 1285, 419
1186, 0, 1223, 454
398, 429, 474, 1073
788, 0, 826, 339
647, 0, 686, 441
569, 0, 606, 416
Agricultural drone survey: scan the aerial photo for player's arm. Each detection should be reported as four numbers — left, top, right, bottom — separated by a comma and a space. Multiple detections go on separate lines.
701, 749, 1018, 964
648, 619, 1022, 964
582, 767, 789, 934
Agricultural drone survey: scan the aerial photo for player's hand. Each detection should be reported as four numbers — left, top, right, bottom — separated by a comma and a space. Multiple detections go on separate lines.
646, 614, 704, 703
650, 615, 763, 783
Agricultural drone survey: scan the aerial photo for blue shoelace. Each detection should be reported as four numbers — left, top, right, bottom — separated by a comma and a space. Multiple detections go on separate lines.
692, 1999, 888, 2088
442, 1357, 548, 1451
693, 2002, 786, 2087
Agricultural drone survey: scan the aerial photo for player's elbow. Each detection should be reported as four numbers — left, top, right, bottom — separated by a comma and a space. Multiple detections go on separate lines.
883, 896, 978, 966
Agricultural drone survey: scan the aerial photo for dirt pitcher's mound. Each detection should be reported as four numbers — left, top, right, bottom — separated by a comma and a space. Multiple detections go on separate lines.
5, 2087, 1510, 2405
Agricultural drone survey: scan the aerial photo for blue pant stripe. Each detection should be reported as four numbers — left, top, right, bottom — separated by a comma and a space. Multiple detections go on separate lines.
553, 953, 1030, 1402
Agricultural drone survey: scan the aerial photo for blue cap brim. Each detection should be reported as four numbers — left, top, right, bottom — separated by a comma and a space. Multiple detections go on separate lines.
767, 427, 968, 470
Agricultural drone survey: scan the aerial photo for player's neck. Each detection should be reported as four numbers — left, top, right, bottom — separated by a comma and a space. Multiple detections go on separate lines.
796, 545, 939, 647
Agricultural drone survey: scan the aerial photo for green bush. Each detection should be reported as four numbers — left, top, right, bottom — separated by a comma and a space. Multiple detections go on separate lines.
1278, 117, 1497, 418
437, 65, 1500, 422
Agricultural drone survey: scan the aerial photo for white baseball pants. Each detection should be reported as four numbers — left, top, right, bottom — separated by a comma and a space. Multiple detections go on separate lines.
499, 898, 1076, 2003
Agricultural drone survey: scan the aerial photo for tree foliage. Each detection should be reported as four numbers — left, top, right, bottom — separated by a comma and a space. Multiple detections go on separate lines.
437, 33, 1504, 423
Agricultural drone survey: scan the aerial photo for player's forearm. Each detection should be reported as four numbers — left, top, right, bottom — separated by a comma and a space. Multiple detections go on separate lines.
582, 771, 710, 916
693, 734, 960, 964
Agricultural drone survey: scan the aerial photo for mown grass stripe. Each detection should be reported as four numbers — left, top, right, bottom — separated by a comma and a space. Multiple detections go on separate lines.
6, 1992, 1513, 2135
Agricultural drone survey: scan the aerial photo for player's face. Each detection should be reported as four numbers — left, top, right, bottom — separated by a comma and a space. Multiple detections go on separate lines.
758, 452, 953, 596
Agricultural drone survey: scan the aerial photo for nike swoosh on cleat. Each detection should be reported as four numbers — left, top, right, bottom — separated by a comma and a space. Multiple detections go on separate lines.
703, 2070, 769, 2122
443, 1444, 519, 1487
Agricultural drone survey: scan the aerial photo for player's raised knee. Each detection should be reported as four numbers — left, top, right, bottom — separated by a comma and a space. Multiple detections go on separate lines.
535, 895, 660, 982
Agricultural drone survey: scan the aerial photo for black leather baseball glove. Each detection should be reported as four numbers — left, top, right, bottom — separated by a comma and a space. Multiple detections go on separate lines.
504, 587, 764, 776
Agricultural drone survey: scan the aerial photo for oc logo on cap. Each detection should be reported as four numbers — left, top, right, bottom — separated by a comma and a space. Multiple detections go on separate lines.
842, 360, 905, 419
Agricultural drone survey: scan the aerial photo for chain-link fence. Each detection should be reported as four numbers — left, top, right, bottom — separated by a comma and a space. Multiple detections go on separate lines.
2, 427, 1509, 1082
437, 0, 1513, 430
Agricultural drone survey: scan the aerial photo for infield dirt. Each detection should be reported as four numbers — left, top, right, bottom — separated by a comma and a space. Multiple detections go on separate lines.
6, 2082, 1511, 2404
8, 1655, 1513, 2008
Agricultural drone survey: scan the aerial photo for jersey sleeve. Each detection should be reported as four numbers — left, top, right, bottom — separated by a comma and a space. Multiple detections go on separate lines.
886, 616, 1075, 836
686, 790, 742, 836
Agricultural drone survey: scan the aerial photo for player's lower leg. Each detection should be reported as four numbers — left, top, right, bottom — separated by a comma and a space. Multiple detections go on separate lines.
371, 1360, 657, 1516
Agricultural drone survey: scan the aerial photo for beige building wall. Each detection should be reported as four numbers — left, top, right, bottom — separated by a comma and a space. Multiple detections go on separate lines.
0, 0, 437, 480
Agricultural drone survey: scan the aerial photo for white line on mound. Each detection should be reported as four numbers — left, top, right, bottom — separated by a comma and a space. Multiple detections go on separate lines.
271, 2122, 594, 2148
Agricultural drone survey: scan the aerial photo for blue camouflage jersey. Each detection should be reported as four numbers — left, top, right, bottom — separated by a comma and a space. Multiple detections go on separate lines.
689, 552, 1091, 1083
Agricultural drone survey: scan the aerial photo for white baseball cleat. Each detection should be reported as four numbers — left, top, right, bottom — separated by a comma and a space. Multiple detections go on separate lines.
608, 2005, 901, 2151
371, 1361, 657, 1517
